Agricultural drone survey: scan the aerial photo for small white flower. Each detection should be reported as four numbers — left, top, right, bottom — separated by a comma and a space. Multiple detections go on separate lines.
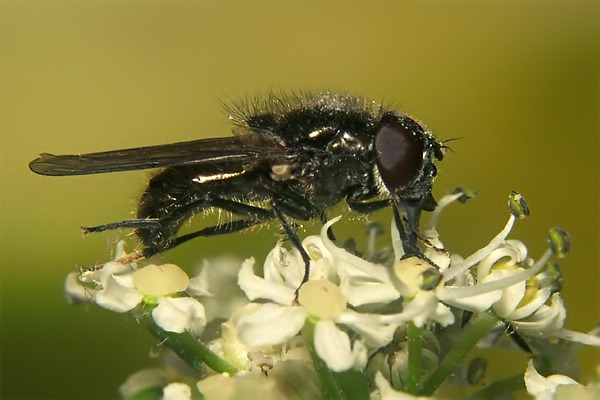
162, 382, 191, 400
235, 219, 403, 372
152, 297, 206, 336
524, 360, 581, 400
65, 242, 206, 334
187, 257, 249, 322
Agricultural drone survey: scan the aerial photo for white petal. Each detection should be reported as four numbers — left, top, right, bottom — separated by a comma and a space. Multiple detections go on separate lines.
491, 270, 526, 318
152, 297, 206, 336
554, 328, 600, 347
97, 261, 132, 287
302, 234, 338, 281
320, 219, 399, 305
524, 360, 580, 400
438, 270, 507, 313
431, 303, 455, 327
95, 274, 143, 312
374, 291, 438, 326
476, 241, 528, 282
511, 294, 566, 337
263, 243, 306, 288
314, 320, 354, 372
351, 339, 368, 370
235, 303, 306, 347
65, 272, 95, 303
338, 262, 400, 306
507, 288, 551, 321
186, 260, 214, 297
238, 258, 295, 305
187, 257, 241, 298
405, 291, 440, 328
162, 382, 191, 400
337, 310, 397, 348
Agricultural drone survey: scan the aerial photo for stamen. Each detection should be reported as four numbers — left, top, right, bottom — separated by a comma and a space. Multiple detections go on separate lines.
426, 188, 475, 231
554, 329, 600, 347
443, 215, 516, 282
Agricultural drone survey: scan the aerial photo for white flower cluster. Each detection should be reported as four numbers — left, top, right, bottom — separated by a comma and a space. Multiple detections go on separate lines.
65, 191, 599, 400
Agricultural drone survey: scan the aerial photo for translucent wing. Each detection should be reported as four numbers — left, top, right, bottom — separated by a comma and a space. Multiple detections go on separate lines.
29, 137, 289, 176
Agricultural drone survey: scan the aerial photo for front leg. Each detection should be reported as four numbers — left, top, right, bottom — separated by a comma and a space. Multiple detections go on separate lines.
346, 187, 391, 214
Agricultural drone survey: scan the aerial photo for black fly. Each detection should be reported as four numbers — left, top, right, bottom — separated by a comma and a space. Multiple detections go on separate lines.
29, 92, 445, 284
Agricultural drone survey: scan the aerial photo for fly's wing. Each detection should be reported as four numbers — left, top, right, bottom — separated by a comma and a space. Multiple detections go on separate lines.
29, 136, 290, 176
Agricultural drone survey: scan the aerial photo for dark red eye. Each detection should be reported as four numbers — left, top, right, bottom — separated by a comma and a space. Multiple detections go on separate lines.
374, 117, 424, 191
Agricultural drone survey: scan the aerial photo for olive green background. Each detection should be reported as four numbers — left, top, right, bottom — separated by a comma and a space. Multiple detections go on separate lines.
1, 1, 598, 399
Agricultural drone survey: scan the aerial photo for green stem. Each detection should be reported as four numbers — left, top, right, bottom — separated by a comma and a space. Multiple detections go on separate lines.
405, 321, 422, 394
301, 319, 370, 400
144, 317, 238, 376
417, 311, 498, 396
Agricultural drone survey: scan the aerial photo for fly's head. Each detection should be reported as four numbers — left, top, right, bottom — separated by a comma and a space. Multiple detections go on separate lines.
372, 112, 445, 212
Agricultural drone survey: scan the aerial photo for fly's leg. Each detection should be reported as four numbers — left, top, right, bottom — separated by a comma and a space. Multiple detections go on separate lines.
392, 200, 422, 258
136, 195, 275, 258
82, 219, 161, 234
80, 196, 276, 268
271, 202, 312, 291
140, 218, 266, 258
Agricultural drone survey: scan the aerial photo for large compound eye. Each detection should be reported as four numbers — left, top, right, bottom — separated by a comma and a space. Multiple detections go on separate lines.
374, 117, 425, 191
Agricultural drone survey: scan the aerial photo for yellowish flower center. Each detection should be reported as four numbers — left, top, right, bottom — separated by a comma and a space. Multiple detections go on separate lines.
394, 256, 434, 296
132, 263, 189, 297
297, 280, 346, 319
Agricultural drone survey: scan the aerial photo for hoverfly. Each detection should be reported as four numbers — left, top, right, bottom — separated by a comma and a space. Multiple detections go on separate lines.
29, 92, 445, 283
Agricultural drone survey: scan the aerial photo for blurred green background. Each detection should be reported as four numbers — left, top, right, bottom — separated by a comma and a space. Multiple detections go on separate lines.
1, 1, 598, 398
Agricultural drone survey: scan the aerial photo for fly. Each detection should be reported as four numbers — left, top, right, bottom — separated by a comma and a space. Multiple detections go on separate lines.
29, 92, 446, 284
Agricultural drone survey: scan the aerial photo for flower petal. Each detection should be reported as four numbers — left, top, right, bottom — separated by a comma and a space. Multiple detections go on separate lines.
162, 382, 191, 400
314, 319, 354, 372
263, 243, 307, 288
524, 360, 580, 400
438, 270, 508, 313
507, 287, 552, 321
152, 297, 206, 336
95, 274, 143, 312
65, 272, 95, 304
235, 303, 306, 347
511, 294, 566, 337
491, 269, 527, 318
238, 258, 295, 305
320, 218, 400, 306
337, 310, 397, 348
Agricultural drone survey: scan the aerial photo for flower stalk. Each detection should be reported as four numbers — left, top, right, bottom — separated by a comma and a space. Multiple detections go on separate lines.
417, 311, 499, 396
144, 315, 238, 376
405, 321, 423, 394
